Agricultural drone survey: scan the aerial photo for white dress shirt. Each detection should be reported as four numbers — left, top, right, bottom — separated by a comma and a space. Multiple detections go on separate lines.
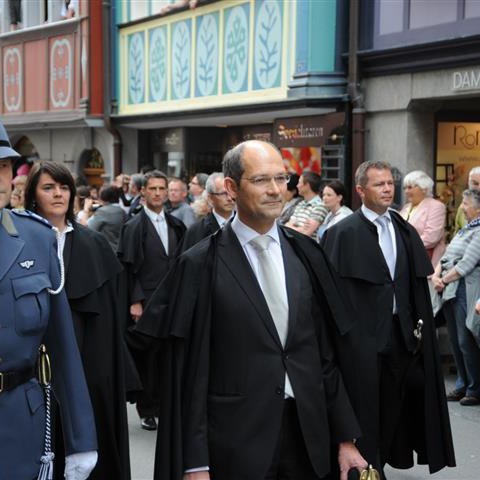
143, 205, 169, 254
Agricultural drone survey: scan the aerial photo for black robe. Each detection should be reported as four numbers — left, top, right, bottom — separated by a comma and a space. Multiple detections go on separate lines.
54, 223, 132, 480
132, 225, 358, 480
321, 210, 455, 474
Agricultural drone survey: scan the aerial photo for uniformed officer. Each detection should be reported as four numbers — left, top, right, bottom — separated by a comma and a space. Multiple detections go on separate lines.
0, 122, 98, 479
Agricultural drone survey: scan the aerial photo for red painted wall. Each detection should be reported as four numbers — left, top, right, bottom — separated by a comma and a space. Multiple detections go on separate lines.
89, 0, 104, 115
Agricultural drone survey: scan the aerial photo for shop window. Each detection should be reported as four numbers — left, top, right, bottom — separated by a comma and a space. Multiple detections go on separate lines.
435, 121, 480, 240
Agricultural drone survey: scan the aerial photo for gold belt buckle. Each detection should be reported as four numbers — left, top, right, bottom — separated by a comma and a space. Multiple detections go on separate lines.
0, 372, 3, 393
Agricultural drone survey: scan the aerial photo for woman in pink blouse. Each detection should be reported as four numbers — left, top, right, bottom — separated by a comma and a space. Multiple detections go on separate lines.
400, 170, 446, 268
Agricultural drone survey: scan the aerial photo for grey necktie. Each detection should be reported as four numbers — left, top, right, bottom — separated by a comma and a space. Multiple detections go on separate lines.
376, 216, 395, 278
250, 235, 289, 346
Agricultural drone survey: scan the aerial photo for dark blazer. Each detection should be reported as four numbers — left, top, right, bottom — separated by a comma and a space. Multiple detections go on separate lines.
135, 223, 361, 480
321, 209, 455, 473
0, 210, 97, 479
88, 203, 127, 252
118, 208, 186, 305
180, 212, 220, 253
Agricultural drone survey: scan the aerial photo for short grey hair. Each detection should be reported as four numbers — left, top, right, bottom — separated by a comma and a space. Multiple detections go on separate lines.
355, 161, 392, 187
195, 173, 208, 189
130, 173, 144, 189
206, 172, 224, 194
469, 166, 480, 178
463, 188, 480, 210
402, 170, 434, 197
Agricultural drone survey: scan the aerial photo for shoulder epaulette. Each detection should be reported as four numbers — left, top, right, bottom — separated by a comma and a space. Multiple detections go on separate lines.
11, 209, 53, 228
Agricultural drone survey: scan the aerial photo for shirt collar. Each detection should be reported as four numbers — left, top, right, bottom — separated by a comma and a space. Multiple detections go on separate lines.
212, 210, 233, 227
231, 215, 280, 248
305, 195, 320, 205
52, 220, 74, 236
361, 204, 392, 224
143, 205, 166, 222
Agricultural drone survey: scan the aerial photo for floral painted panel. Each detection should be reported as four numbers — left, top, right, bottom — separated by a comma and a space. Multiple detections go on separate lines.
149, 26, 168, 102
253, 0, 283, 90
128, 32, 145, 104
195, 12, 219, 97
171, 19, 192, 100
3, 47, 22, 112
223, 3, 249, 94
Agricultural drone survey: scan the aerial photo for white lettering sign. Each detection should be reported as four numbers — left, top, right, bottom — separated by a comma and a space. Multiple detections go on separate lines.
452, 70, 480, 91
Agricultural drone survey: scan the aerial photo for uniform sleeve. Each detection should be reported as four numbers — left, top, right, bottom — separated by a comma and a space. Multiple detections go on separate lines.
43, 240, 97, 455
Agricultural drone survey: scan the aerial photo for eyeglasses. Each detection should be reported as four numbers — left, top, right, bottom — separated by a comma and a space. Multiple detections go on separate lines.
210, 191, 229, 197
241, 174, 291, 188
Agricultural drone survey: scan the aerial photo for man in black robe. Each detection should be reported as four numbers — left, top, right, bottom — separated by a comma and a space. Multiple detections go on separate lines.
135, 141, 367, 480
118, 170, 185, 430
321, 161, 455, 478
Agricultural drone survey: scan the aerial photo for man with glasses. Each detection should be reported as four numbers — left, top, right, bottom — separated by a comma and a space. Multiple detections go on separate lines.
181, 172, 235, 252
135, 140, 367, 480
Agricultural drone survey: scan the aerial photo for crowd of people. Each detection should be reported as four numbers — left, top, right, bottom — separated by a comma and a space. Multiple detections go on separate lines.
5, 115, 480, 479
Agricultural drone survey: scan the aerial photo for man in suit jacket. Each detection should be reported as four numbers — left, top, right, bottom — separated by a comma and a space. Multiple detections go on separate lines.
127, 173, 144, 218
118, 170, 185, 430
0, 122, 97, 479
88, 183, 127, 251
321, 161, 455, 477
181, 172, 235, 252
135, 141, 367, 480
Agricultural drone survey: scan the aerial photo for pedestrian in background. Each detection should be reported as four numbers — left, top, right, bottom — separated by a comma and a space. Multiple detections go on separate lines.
317, 180, 352, 240
400, 170, 446, 268
431, 188, 480, 407
286, 171, 328, 239
118, 170, 185, 431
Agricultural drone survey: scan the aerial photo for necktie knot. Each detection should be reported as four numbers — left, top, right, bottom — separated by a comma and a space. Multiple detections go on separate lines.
250, 235, 272, 253
376, 215, 390, 228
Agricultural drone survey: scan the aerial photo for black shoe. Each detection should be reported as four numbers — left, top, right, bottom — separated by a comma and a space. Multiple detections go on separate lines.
446, 389, 466, 401
141, 416, 157, 430
459, 395, 480, 406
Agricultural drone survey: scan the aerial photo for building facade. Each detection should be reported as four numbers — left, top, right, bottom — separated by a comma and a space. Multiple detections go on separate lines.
113, 0, 352, 193
0, 0, 114, 185
358, 0, 480, 235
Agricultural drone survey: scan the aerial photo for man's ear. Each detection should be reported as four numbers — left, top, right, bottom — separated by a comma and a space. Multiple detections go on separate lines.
355, 184, 363, 199
224, 177, 238, 200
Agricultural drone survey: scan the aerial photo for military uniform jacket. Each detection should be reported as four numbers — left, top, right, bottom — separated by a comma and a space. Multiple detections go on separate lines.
0, 210, 97, 479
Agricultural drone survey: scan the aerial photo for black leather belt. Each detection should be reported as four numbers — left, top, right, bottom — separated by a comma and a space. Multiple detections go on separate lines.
0, 367, 35, 393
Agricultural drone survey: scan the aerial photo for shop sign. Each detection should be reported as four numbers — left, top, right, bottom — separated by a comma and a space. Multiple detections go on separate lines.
273, 113, 344, 148
152, 128, 185, 152
452, 69, 480, 92
242, 125, 272, 142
